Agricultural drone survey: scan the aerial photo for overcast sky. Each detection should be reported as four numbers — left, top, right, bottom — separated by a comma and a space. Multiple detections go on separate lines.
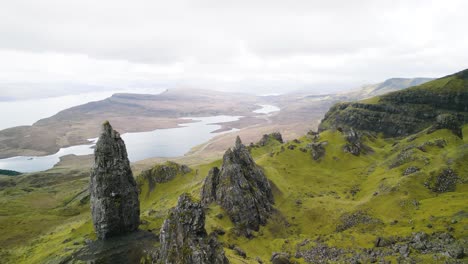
1, 0, 467, 99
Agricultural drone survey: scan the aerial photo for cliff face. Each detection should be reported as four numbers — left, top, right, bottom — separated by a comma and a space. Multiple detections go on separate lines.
89, 121, 140, 240
201, 136, 274, 236
319, 69, 468, 137
158, 194, 228, 264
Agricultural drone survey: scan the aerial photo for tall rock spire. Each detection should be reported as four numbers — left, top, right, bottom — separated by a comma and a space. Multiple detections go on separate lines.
159, 193, 229, 264
201, 136, 274, 236
89, 121, 140, 240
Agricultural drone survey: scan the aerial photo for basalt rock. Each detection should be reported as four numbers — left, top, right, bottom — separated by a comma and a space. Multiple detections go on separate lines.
336, 210, 382, 232
307, 142, 327, 160
158, 193, 228, 264
318, 69, 468, 137
139, 161, 191, 193
428, 113, 463, 138
424, 168, 459, 193
258, 132, 284, 146
342, 129, 372, 156
201, 136, 274, 236
89, 121, 140, 240
403, 166, 420, 176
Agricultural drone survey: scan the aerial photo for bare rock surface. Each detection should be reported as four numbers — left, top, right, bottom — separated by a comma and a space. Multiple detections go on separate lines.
90, 121, 140, 240
158, 193, 228, 264
201, 136, 274, 236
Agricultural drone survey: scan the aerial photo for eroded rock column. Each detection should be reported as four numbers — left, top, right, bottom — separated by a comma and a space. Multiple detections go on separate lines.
90, 121, 140, 239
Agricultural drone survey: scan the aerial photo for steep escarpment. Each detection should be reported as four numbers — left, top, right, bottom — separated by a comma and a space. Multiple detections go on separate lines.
89, 121, 140, 239
157, 193, 228, 264
201, 136, 274, 236
319, 69, 468, 137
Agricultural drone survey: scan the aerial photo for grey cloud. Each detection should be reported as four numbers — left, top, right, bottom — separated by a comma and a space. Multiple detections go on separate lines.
0, 0, 466, 97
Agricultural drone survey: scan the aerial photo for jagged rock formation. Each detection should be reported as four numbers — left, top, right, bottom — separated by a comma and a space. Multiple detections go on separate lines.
342, 128, 373, 156
258, 132, 284, 146
139, 161, 191, 193
158, 193, 228, 264
428, 113, 463, 138
307, 142, 327, 160
319, 69, 468, 137
201, 136, 274, 236
89, 121, 140, 240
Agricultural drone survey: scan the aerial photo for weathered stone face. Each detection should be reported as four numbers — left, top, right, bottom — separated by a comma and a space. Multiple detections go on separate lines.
307, 142, 327, 160
159, 193, 228, 264
140, 161, 191, 194
258, 132, 284, 146
90, 121, 140, 240
201, 136, 274, 236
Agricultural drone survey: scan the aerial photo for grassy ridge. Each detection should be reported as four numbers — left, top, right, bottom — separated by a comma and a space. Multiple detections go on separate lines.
319, 69, 468, 136
0, 124, 466, 263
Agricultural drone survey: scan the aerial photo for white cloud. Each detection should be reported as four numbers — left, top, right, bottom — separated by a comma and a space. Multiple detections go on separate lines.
0, 0, 467, 98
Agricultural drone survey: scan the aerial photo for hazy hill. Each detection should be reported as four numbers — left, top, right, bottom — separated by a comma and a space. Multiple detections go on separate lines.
344, 77, 434, 100
0, 76, 435, 160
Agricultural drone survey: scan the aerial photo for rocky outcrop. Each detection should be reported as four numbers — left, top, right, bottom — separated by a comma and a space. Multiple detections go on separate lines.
158, 193, 228, 264
403, 166, 420, 176
139, 161, 191, 193
428, 113, 463, 138
336, 210, 382, 232
424, 168, 459, 193
318, 69, 468, 137
297, 232, 466, 263
201, 136, 274, 236
258, 132, 284, 146
342, 129, 372, 156
89, 121, 140, 240
271, 252, 291, 264
307, 142, 327, 160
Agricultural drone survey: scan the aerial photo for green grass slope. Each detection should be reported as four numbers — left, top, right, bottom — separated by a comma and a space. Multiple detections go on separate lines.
0, 124, 466, 263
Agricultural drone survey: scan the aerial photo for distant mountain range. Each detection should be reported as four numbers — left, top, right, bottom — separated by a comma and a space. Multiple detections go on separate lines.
341, 77, 434, 100
0, 76, 436, 160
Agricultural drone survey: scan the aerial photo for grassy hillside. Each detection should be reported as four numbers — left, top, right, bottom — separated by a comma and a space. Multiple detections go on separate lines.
0, 123, 466, 263
319, 69, 468, 137
1, 70, 467, 263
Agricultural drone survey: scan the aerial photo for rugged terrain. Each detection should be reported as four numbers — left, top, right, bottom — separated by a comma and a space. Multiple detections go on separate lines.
0, 72, 466, 263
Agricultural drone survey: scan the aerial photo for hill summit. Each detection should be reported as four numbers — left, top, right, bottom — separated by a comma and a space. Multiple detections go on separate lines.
319, 68, 468, 137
